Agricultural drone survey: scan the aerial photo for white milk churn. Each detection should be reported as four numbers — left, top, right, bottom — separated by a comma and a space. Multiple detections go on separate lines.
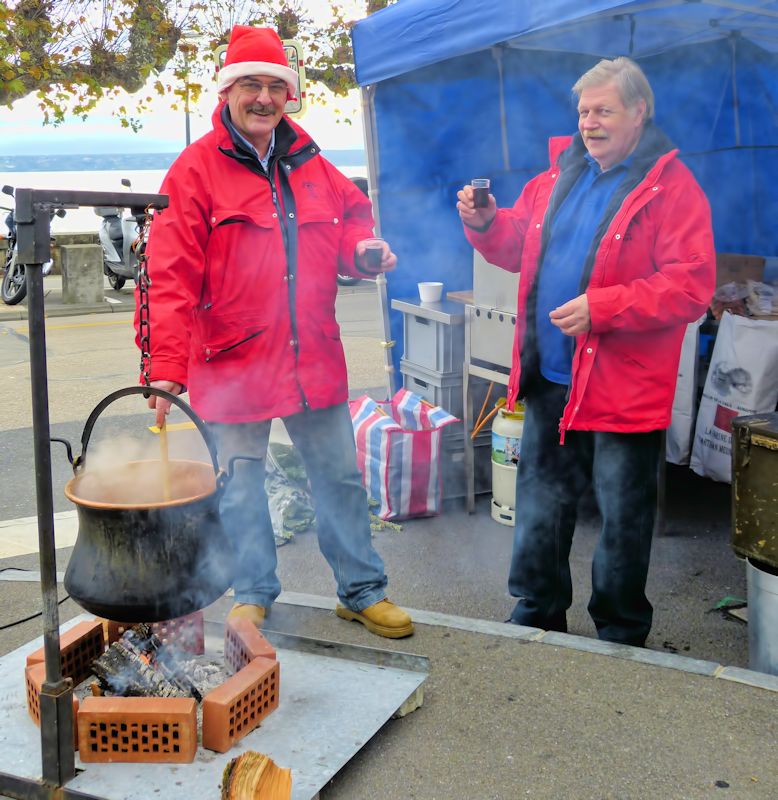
491, 402, 524, 526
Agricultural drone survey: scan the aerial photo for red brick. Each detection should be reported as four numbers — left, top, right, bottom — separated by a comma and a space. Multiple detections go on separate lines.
202, 657, 279, 753
104, 619, 136, 645
25, 662, 79, 747
151, 612, 205, 654
104, 612, 204, 654
77, 696, 197, 763
224, 618, 276, 674
25, 620, 105, 686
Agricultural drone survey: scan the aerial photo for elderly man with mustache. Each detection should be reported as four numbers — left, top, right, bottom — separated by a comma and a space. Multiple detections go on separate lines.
457, 57, 715, 646
137, 26, 413, 639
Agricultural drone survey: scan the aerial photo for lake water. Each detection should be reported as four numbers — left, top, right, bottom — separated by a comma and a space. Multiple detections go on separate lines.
1, 163, 367, 235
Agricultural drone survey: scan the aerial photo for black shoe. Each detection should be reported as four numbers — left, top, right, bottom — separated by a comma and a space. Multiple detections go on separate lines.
508, 609, 567, 633
545, 612, 568, 633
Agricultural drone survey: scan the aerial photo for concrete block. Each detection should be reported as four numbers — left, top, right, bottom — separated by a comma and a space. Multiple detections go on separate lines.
393, 684, 424, 718
60, 243, 104, 305
51, 234, 100, 275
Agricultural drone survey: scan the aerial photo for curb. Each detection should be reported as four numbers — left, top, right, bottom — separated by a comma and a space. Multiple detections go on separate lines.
0, 294, 132, 323
2, 575, 775, 694
0, 303, 128, 322
272, 591, 778, 694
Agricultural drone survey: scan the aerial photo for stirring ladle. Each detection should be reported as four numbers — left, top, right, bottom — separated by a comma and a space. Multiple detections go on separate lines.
159, 419, 172, 501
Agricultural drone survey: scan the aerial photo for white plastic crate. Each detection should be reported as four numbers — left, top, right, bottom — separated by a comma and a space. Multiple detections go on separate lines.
403, 312, 464, 374
400, 359, 465, 417
391, 298, 465, 375
400, 360, 494, 422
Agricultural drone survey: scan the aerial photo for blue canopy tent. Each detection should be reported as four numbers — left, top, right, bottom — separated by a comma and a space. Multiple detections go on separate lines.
351, 0, 778, 389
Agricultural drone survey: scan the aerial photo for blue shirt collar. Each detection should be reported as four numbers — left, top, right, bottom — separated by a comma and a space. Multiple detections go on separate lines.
225, 110, 275, 170
585, 150, 633, 175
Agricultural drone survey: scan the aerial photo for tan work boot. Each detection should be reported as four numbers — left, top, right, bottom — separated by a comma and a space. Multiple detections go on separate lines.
336, 599, 414, 639
227, 603, 267, 627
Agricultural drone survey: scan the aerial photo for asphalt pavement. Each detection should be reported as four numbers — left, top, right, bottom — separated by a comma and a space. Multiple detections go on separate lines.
1, 276, 776, 799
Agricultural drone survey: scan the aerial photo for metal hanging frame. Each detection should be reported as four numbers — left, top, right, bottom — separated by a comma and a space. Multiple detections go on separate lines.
0, 186, 168, 800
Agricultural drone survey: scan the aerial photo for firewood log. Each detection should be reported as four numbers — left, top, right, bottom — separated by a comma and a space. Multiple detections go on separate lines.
221, 751, 292, 799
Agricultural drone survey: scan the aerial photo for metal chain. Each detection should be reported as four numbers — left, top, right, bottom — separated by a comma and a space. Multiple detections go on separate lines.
136, 205, 156, 387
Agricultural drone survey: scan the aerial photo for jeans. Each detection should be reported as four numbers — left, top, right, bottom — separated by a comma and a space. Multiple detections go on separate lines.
508, 379, 660, 646
209, 403, 388, 612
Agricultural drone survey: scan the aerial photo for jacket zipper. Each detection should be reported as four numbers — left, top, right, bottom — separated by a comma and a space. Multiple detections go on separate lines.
204, 330, 265, 362
267, 157, 289, 255
270, 156, 309, 411
220, 129, 317, 412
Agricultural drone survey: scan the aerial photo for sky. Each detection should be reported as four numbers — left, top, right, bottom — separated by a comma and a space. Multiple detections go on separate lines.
0, 86, 366, 155
1, 2, 367, 156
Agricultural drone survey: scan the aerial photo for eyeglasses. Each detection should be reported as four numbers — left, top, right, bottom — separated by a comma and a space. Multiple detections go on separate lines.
234, 78, 288, 98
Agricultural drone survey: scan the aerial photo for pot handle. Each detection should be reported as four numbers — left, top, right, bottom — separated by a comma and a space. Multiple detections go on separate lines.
74, 386, 220, 476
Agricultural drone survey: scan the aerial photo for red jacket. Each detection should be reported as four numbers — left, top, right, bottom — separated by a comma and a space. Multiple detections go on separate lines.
136, 104, 375, 423
466, 127, 716, 436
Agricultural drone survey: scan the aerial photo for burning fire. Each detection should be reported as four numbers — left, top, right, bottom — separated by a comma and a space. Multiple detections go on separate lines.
91, 623, 214, 701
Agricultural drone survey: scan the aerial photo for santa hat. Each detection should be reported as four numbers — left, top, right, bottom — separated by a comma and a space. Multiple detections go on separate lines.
217, 26, 298, 100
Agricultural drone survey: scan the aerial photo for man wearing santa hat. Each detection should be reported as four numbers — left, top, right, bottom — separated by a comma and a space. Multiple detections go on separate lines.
137, 25, 413, 638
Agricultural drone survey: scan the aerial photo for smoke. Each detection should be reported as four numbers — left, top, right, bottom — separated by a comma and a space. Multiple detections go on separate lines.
84, 433, 148, 472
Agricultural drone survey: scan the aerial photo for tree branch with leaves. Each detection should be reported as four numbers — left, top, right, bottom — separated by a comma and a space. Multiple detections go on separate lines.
1, 0, 393, 129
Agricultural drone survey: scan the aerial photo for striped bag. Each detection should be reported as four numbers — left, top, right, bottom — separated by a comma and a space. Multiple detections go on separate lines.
349, 389, 459, 520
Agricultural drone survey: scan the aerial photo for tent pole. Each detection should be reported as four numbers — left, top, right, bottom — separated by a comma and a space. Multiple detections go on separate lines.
361, 84, 397, 396
492, 46, 511, 171
729, 33, 741, 146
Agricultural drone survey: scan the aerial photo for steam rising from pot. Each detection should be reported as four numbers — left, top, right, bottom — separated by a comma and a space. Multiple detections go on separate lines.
69, 434, 216, 508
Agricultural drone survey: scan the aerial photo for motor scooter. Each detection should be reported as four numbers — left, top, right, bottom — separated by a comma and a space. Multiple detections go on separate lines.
95, 177, 147, 291
1, 186, 62, 306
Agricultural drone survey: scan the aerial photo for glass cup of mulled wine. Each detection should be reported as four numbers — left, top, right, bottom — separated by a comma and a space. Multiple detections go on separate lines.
471, 178, 491, 209
363, 238, 385, 271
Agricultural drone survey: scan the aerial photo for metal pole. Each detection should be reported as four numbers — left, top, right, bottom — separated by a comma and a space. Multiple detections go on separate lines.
463, 307, 476, 513
14, 188, 75, 785
360, 85, 397, 396
730, 33, 741, 147
491, 46, 511, 172
0, 771, 105, 799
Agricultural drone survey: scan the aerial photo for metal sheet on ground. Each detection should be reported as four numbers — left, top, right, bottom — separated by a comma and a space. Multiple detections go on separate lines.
0, 615, 427, 800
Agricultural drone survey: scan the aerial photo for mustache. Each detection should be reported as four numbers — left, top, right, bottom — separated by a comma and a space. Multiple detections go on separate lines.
246, 104, 275, 115
584, 132, 607, 140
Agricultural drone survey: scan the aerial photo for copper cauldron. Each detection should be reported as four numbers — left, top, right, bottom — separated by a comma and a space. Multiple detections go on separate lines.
54, 387, 252, 622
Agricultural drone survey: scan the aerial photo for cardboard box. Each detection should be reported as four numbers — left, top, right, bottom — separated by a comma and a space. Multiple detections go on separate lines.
716, 253, 765, 286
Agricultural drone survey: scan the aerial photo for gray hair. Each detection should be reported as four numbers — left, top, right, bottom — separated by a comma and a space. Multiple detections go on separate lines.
572, 57, 654, 120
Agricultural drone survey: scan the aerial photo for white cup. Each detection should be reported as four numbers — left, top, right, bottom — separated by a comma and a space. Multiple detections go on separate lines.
418, 281, 443, 303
